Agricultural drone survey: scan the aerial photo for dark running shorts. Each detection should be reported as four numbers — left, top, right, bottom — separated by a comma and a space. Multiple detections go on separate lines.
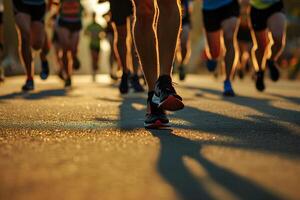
237, 26, 252, 42
202, 0, 240, 32
58, 18, 82, 33
250, 0, 284, 31
13, 0, 46, 22
109, 0, 133, 26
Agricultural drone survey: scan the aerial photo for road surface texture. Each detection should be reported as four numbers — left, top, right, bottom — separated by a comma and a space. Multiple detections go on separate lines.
0, 75, 300, 200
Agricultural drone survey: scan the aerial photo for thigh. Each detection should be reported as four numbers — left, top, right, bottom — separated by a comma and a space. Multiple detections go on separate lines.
56, 26, 70, 49
15, 13, 31, 38
221, 17, 239, 39
267, 12, 286, 40
70, 31, 80, 52
30, 21, 45, 49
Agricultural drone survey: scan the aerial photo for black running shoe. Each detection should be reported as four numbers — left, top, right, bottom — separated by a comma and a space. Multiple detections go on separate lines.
178, 65, 186, 81
22, 79, 34, 91
64, 77, 72, 88
206, 59, 218, 72
144, 92, 169, 129
119, 72, 129, 94
40, 60, 49, 80
267, 59, 280, 82
131, 74, 144, 93
255, 70, 265, 92
73, 57, 81, 70
154, 75, 184, 111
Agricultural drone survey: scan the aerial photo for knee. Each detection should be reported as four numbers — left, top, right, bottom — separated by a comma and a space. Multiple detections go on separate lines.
208, 48, 220, 59
223, 28, 235, 45
32, 38, 44, 50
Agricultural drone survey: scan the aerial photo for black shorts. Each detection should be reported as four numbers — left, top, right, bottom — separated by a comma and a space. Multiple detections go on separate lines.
202, 0, 240, 32
58, 18, 82, 33
109, 0, 133, 26
0, 12, 2, 24
237, 26, 252, 42
13, 0, 46, 22
250, 0, 284, 31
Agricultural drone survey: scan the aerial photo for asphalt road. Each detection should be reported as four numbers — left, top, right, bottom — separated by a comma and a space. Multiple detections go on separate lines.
0, 75, 300, 200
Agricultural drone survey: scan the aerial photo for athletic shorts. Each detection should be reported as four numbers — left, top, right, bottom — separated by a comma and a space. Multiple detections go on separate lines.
13, 0, 46, 22
202, 0, 240, 32
250, 0, 284, 31
237, 26, 252, 42
109, 0, 133, 26
58, 18, 82, 33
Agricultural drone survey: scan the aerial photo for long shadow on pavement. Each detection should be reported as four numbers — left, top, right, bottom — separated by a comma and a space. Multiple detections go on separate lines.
180, 85, 300, 127
0, 89, 75, 101
149, 129, 280, 200
113, 93, 299, 199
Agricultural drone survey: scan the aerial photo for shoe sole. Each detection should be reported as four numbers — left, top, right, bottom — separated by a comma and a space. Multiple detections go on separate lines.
144, 120, 169, 129
158, 95, 184, 111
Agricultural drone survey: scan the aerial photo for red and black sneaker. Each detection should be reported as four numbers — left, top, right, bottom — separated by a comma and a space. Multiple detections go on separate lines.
144, 92, 169, 129
154, 75, 184, 111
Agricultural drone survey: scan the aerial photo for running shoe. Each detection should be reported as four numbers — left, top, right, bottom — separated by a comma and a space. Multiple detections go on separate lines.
154, 75, 184, 111
206, 59, 218, 72
40, 60, 49, 80
255, 70, 265, 92
130, 74, 144, 93
223, 80, 235, 97
119, 72, 129, 94
22, 79, 34, 91
144, 92, 169, 129
267, 59, 280, 82
64, 77, 72, 88
178, 65, 186, 81
73, 57, 81, 70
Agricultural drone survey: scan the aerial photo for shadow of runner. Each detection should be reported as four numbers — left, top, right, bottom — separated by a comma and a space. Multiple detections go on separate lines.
0, 89, 70, 100
181, 85, 300, 126
149, 129, 281, 200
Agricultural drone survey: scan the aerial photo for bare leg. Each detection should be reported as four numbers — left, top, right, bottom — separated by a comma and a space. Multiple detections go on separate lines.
252, 30, 269, 71
221, 17, 239, 80
132, 0, 157, 91
180, 24, 191, 65
15, 13, 33, 80
113, 22, 129, 73
156, 0, 181, 75
268, 12, 286, 62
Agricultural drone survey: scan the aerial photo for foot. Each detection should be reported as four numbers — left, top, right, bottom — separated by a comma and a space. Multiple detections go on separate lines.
223, 80, 235, 97
73, 57, 81, 70
206, 59, 218, 72
255, 70, 265, 92
154, 75, 184, 111
64, 77, 72, 88
57, 70, 65, 81
178, 65, 186, 81
267, 59, 280, 82
22, 79, 34, 91
131, 74, 144, 93
119, 72, 129, 94
144, 92, 169, 129
40, 60, 49, 80
110, 73, 118, 81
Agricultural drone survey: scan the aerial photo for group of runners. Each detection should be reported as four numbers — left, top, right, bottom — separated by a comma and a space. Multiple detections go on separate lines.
0, 0, 288, 128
